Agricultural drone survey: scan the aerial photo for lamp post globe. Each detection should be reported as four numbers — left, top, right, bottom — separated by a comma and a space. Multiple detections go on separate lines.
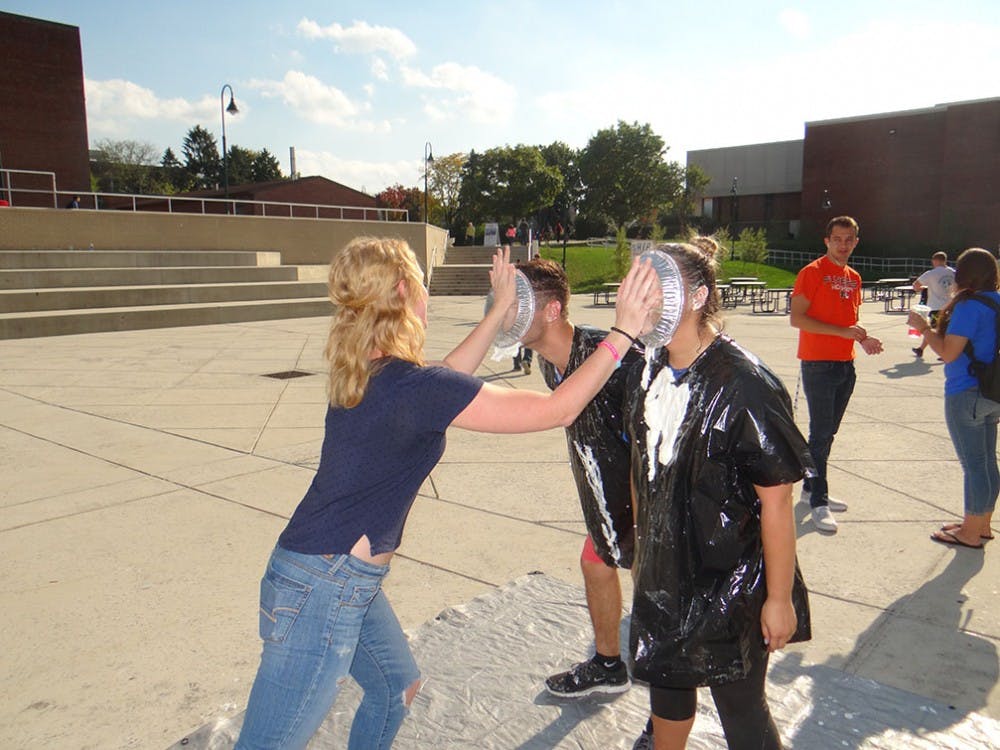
423, 142, 434, 223
220, 84, 239, 204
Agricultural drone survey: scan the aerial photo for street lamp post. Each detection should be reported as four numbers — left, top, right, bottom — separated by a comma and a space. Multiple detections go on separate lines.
730, 176, 739, 259
423, 142, 434, 223
220, 84, 239, 204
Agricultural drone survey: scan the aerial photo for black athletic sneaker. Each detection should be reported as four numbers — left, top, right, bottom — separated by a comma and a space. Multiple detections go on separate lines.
631, 729, 653, 750
544, 659, 631, 697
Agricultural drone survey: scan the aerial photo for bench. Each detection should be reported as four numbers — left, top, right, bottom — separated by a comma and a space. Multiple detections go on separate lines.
593, 282, 620, 305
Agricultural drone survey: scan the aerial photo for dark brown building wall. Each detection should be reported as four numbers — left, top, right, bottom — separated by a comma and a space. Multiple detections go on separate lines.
0, 12, 91, 201
939, 101, 1000, 250
802, 100, 1000, 255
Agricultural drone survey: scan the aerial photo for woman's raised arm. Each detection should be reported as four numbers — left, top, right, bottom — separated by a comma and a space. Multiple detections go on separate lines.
451, 256, 657, 433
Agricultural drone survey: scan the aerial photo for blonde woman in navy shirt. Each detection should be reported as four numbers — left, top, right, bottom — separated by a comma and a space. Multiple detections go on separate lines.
235, 237, 657, 749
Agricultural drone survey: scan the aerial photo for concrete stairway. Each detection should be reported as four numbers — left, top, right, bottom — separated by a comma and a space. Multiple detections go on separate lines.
0, 249, 331, 339
428, 245, 530, 296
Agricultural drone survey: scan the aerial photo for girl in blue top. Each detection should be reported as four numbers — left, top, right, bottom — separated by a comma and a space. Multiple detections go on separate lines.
909, 247, 1000, 549
235, 237, 658, 749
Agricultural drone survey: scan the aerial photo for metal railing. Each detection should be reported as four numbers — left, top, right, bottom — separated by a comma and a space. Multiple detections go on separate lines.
765, 248, 931, 277
0, 168, 409, 222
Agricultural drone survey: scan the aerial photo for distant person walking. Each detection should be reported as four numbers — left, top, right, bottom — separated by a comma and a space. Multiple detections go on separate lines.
790, 216, 883, 534
465, 221, 476, 246
912, 252, 955, 357
66, 196, 80, 209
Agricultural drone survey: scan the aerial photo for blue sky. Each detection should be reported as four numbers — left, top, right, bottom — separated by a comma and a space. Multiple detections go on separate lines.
8, 1, 1000, 194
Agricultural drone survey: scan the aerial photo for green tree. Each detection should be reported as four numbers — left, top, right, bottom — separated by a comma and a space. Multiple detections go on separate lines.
577, 120, 682, 230
91, 138, 167, 194
251, 149, 282, 182
225, 145, 256, 187
674, 164, 710, 235
736, 227, 769, 266
375, 184, 423, 221
613, 225, 631, 279
428, 152, 464, 228
160, 147, 189, 193
458, 145, 562, 224
182, 125, 221, 189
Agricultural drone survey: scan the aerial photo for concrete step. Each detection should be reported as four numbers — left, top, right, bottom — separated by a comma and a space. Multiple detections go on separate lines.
443, 246, 530, 264
0, 281, 328, 313
0, 265, 300, 290
429, 264, 492, 296
0, 298, 333, 339
0, 249, 282, 269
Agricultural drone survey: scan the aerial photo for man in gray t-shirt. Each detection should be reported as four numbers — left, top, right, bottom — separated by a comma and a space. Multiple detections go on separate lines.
912, 251, 955, 357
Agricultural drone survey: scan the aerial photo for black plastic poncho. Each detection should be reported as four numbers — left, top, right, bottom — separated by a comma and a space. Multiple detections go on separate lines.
539, 326, 642, 568
625, 335, 813, 688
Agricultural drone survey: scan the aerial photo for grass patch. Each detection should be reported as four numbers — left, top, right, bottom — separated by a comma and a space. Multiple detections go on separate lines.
537, 244, 798, 292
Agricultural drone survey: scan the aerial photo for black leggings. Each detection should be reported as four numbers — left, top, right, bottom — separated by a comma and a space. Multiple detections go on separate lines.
649, 644, 782, 750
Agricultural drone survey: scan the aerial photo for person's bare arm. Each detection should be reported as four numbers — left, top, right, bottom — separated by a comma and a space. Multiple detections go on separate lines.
908, 311, 968, 362
452, 258, 657, 433
756, 482, 797, 652
432, 247, 515, 374
789, 294, 866, 341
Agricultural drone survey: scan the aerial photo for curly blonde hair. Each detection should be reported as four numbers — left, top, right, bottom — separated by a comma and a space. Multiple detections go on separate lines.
325, 236, 427, 408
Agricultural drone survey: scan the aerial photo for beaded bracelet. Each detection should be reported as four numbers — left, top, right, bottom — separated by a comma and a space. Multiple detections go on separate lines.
610, 326, 639, 344
598, 340, 621, 368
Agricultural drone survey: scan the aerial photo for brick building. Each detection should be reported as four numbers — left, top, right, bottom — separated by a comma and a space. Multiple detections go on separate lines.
801, 98, 1000, 253
689, 98, 1000, 255
0, 11, 90, 203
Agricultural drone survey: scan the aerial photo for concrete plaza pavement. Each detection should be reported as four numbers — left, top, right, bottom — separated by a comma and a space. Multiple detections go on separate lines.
2, 294, 998, 748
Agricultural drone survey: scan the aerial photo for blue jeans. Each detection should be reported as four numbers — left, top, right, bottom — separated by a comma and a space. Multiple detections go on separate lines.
945, 387, 1000, 516
801, 360, 856, 507
236, 547, 419, 750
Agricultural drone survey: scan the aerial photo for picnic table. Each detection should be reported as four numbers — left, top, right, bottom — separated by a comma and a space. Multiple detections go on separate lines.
752, 287, 793, 314
873, 278, 910, 301
593, 282, 620, 306
884, 285, 915, 313
717, 284, 738, 309
730, 279, 766, 304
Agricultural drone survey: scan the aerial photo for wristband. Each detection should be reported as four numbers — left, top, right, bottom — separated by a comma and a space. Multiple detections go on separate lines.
610, 326, 639, 344
598, 340, 621, 367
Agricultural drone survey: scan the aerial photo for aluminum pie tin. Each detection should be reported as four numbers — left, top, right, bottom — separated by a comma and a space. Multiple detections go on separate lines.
484, 269, 536, 348
637, 249, 686, 348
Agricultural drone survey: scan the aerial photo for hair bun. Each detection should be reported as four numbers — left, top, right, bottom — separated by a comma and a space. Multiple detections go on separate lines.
690, 235, 721, 261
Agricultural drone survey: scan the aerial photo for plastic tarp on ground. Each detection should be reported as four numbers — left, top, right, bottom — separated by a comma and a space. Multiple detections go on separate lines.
171, 573, 999, 749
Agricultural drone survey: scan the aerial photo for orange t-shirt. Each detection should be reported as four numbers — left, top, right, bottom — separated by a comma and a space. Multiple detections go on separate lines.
793, 256, 862, 361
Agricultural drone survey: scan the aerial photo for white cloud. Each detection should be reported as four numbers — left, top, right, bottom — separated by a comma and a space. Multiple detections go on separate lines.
85, 78, 219, 136
363, 83, 375, 98
778, 8, 811, 40
295, 149, 419, 194
296, 18, 417, 59
371, 57, 389, 81
249, 70, 390, 132
400, 62, 516, 123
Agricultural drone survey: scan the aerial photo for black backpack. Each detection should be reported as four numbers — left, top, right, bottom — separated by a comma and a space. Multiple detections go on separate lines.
962, 294, 1000, 402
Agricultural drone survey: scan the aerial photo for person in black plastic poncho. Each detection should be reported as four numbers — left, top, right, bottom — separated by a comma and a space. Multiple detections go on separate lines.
625, 238, 813, 750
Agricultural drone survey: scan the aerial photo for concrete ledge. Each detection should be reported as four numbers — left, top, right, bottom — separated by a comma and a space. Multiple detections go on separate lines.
0, 298, 332, 338
0, 281, 327, 313
0, 250, 282, 268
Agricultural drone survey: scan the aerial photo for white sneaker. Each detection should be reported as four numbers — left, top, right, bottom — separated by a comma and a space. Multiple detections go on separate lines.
826, 497, 848, 512
801, 487, 848, 512
811, 506, 838, 533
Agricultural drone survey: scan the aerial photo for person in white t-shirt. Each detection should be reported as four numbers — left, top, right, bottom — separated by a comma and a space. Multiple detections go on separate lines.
912, 252, 956, 357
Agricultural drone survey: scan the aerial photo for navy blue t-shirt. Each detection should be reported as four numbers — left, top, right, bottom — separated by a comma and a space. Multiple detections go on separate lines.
278, 358, 483, 555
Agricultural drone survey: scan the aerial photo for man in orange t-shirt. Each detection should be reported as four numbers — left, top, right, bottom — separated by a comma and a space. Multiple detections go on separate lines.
790, 216, 884, 534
